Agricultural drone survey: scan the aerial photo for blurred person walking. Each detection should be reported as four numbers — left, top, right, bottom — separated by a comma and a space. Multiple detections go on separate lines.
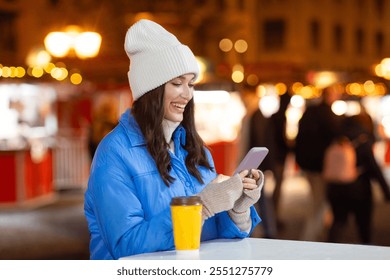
88, 96, 119, 159
326, 115, 390, 244
248, 99, 278, 238
267, 93, 292, 228
294, 85, 343, 241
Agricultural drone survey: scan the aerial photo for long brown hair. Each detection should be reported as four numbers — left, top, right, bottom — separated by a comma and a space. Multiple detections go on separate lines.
131, 84, 213, 186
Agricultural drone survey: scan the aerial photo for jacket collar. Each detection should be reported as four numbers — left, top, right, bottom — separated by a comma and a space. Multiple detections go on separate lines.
119, 109, 145, 147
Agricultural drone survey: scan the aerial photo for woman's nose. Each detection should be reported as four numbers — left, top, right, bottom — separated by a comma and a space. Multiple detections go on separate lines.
181, 85, 193, 99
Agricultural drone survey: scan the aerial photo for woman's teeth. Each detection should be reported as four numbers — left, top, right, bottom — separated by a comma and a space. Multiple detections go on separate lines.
173, 103, 185, 109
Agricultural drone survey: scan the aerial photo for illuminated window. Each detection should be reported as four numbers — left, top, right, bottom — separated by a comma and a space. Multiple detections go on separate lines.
355, 28, 364, 54
263, 19, 286, 51
217, 0, 225, 10
375, 0, 385, 18
333, 24, 344, 52
376, 31, 384, 57
0, 11, 17, 52
310, 20, 321, 50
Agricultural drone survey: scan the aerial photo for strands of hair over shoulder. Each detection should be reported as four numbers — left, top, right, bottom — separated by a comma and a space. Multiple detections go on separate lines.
132, 85, 213, 186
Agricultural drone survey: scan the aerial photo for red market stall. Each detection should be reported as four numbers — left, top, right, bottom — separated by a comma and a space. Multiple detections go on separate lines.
0, 148, 55, 207
0, 83, 57, 208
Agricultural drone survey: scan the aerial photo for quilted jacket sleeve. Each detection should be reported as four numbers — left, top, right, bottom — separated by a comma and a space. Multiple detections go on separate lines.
86, 147, 175, 259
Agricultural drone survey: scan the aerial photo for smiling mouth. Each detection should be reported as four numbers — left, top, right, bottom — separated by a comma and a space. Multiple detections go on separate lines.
172, 103, 186, 110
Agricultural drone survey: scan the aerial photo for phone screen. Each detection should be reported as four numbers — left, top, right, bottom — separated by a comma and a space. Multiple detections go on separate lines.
233, 147, 269, 175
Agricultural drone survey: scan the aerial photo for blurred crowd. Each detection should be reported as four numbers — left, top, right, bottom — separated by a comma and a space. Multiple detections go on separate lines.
246, 84, 390, 245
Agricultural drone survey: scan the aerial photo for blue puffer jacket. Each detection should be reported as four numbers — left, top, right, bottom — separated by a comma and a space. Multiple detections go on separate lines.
84, 109, 261, 259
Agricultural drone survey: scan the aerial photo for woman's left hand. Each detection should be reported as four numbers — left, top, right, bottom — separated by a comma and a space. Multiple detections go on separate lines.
239, 169, 262, 190
232, 169, 264, 213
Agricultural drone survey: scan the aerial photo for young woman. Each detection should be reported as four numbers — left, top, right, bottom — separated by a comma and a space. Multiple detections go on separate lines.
84, 19, 264, 260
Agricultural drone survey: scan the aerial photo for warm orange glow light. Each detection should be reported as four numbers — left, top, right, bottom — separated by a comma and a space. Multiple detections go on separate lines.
44, 26, 101, 59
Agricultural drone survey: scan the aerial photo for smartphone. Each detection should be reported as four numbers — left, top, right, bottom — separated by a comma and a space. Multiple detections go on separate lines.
233, 147, 269, 175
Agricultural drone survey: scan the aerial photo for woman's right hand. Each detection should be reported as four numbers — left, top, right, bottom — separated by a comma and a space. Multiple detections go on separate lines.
198, 174, 244, 219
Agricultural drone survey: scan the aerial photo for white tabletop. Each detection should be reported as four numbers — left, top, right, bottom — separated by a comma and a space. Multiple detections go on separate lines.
120, 238, 390, 260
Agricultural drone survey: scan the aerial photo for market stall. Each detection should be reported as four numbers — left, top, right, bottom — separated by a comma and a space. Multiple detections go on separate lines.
0, 83, 57, 208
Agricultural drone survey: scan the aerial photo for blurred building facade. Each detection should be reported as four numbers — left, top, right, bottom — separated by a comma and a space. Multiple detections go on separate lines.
1, 0, 390, 86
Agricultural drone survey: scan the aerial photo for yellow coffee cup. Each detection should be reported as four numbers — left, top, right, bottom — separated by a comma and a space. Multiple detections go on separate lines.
170, 196, 202, 252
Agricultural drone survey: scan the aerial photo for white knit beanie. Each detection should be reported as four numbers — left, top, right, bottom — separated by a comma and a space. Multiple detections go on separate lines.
124, 19, 200, 101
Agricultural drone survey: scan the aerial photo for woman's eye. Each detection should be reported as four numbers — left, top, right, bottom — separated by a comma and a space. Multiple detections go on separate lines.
170, 81, 194, 87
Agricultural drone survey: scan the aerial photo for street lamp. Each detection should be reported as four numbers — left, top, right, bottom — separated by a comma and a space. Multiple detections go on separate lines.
44, 25, 101, 59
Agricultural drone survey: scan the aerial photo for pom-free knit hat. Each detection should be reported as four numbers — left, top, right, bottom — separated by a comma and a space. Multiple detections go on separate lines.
125, 19, 199, 101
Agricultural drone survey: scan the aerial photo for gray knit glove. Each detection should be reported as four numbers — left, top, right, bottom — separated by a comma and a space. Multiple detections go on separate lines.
228, 170, 264, 232
233, 170, 264, 213
198, 174, 243, 220
228, 209, 251, 232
